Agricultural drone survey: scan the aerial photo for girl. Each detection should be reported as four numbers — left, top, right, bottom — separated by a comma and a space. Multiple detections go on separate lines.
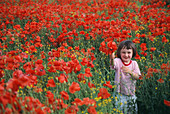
110, 40, 141, 114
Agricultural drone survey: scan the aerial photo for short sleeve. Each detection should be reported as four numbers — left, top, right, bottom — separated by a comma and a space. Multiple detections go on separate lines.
133, 61, 141, 76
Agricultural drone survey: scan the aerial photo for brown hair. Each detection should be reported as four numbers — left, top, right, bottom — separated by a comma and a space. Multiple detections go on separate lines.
117, 40, 136, 58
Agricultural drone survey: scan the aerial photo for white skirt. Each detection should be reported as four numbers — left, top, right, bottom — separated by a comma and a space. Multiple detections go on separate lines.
113, 93, 138, 114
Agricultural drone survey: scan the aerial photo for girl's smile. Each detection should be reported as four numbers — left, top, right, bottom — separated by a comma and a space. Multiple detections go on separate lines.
120, 48, 133, 64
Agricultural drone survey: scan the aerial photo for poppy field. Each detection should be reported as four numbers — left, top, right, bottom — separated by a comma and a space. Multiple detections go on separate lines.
0, 0, 169, 114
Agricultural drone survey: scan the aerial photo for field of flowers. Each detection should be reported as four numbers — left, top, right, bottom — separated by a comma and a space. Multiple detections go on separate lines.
0, 0, 169, 113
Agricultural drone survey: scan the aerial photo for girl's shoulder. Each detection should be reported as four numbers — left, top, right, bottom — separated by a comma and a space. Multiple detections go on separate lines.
114, 58, 121, 62
131, 60, 139, 65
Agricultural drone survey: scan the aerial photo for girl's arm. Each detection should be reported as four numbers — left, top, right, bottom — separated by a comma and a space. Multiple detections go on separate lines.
122, 66, 139, 80
110, 52, 115, 66
129, 71, 139, 80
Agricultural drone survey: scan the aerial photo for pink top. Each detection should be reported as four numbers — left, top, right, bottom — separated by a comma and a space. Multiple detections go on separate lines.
110, 58, 141, 96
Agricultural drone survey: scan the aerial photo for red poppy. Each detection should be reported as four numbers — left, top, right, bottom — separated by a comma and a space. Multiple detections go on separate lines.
140, 34, 146, 38
84, 68, 92, 77
150, 47, 156, 52
33, 86, 43, 93
46, 91, 54, 104
162, 36, 168, 43
57, 73, 68, 83
101, 41, 106, 47
135, 52, 141, 60
71, 98, 83, 106
103, 81, 112, 89
77, 73, 86, 83
88, 82, 96, 88
82, 97, 96, 107
81, 58, 88, 66
65, 105, 79, 114
164, 99, 170, 106
6, 78, 21, 92
140, 43, 147, 51
55, 98, 68, 110
35, 65, 46, 76
157, 78, 164, 83
97, 88, 111, 99
69, 82, 80, 94
29, 45, 37, 53
88, 106, 97, 114
47, 79, 56, 87
0, 69, 4, 78
74, 64, 81, 73
107, 41, 117, 52
60, 91, 69, 100
133, 38, 140, 43
141, 51, 147, 56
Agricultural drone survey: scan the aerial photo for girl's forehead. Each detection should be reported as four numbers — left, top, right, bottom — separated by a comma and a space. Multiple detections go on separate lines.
122, 45, 132, 49
121, 48, 133, 51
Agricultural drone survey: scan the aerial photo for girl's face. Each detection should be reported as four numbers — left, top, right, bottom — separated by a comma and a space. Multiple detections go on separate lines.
120, 48, 133, 64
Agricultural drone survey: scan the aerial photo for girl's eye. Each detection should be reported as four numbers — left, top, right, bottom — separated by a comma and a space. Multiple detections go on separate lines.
128, 52, 131, 54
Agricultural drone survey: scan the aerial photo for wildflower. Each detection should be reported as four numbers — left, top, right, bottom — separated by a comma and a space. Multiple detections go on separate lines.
60, 91, 69, 100
46, 79, 56, 87
84, 68, 92, 77
140, 43, 147, 51
150, 47, 156, 52
97, 88, 111, 99
71, 98, 83, 106
164, 99, 170, 106
157, 78, 164, 83
88, 106, 97, 114
65, 105, 79, 114
69, 82, 81, 94
88, 82, 96, 88
57, 73, 68, 83
103, 81, 112, 89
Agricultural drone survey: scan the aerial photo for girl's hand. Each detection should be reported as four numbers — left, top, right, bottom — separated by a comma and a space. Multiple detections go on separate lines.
122, 66, 132, 74
110, 52, 115, 60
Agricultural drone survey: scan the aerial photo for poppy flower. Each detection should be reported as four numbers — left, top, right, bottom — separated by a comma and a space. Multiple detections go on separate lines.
55, 98, 68, 110
150, 47, 156, 52
57, 73, 68, 83
84, 68, 92, 77
35, 66, 46, 76
65, 105, 79, 114
133, 38, 140, 43
107, 41, 117, 52
88, 82, 96, 88
157, 78, 164, 83
140, 43, 147, 51
33, 86, 43, 93
46, 91, 54, 104
47, 79, 56, 87
97, 88, 111, 99
29, 45, 37, 53
103, 81, 112, 89
81, 58, 88, 66
69, 82, 80, 94
60, 91, 69, 100
77, 73, 86, 83
74, 64, 81, 73
71, 98, 83, 106
88, 106, 97, 114
82, 97, 96, 107
0, 70, 4, 78
101, 41, 106, 47
162, 36, 168, 43
135, 52, 141, 60
164, 99, 170, 106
